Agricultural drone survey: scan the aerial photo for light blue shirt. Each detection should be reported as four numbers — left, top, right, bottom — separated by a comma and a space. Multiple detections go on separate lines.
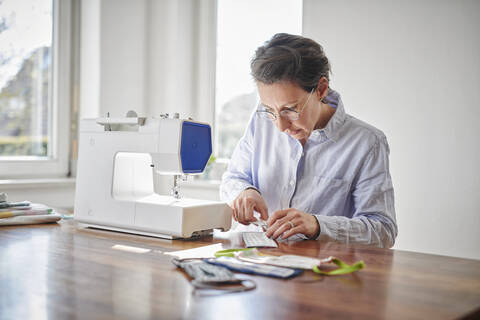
220, 90, 397, 248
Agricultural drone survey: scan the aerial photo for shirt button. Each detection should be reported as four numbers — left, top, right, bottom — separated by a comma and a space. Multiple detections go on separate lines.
290, 180, 295, 186
302, 152, 305, 156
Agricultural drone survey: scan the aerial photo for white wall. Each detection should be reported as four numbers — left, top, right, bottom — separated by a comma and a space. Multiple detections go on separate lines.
304, 0, 480, 260
145, 0, 216, 122
79, 0, 100, 119
100, 0, 147, 117
80, 0, 148, 118
80, 0, 216, 121
147, 0, 196, 118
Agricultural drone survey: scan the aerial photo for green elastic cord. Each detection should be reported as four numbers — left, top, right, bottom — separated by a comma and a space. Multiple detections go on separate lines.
214, 248, 253, 258
312, 259, 365, 275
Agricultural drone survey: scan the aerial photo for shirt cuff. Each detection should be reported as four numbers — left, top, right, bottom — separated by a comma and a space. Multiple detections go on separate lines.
308, 215, 321, 239
244, 186, 261, 195
312, 215, 335, 241
220, 180, 258, 204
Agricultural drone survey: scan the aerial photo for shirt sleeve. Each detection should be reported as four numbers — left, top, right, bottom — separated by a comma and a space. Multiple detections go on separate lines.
313, 136, 398, 248
219, 112, 258, 204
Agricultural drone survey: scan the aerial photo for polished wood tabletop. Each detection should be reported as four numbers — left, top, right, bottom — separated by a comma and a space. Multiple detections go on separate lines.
0, 220, 479, 320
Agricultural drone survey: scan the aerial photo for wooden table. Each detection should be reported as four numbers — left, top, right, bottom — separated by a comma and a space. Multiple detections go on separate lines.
0, 220, 479, 320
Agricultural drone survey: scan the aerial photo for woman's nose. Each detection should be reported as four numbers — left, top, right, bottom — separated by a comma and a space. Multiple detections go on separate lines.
276, 116, 291, 132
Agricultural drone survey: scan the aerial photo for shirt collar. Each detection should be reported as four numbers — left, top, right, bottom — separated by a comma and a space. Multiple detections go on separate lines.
310, 89, 346, 143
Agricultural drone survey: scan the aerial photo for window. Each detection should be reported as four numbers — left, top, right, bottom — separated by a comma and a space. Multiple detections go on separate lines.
0, 0, 72, 178
212, 0, 302, 178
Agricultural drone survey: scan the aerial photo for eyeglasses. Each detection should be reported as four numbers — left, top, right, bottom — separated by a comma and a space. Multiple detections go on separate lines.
256, 88, 315, 121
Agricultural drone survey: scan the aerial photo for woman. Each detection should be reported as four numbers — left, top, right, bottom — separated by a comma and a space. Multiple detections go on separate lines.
220, 33, 397, 248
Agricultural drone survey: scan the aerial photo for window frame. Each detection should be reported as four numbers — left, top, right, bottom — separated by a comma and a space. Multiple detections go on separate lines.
0, 0, 73, 179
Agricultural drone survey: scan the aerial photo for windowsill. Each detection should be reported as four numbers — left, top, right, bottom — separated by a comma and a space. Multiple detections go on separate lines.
0, 177, 76, 189
0, 177, 216, 190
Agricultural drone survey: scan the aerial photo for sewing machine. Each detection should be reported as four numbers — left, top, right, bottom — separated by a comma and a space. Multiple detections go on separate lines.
74, 111, 232, 239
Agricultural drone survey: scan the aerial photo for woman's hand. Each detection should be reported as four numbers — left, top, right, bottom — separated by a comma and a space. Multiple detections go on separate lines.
265, 208, 320, 239
231, 188, 268, 225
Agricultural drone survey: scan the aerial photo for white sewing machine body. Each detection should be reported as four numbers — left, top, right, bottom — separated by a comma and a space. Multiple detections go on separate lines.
74, 113, 232, 239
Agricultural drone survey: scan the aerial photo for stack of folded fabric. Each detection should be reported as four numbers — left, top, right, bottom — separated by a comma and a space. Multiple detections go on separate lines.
0, 192, 61, 226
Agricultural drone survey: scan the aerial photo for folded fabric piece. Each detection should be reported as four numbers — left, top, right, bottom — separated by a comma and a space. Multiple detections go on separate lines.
236, 249, 365, 275
172, 258, 256, 293
0, 213, 61, 226
206, 256, 302, 279
0, 206, 53, 219
0, 200, 30, 209
0, 205, 32, 211
0, 193, 59, 226
237, 248, 329, 269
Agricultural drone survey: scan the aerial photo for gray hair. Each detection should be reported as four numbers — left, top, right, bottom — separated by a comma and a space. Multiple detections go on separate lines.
250, 33, 331, 92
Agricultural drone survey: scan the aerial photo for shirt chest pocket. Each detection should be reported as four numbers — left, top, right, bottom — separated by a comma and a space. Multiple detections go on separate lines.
308, 175, 351, 215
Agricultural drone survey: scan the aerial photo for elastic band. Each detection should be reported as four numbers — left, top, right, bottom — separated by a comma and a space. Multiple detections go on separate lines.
214, 248, 252, 258
312, 258, 365, 275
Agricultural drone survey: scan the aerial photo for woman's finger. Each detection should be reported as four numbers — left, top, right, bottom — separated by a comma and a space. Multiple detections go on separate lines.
267, 209, 289, 227
270, 221, 293, 239
274, 212, 295, 227
245, 201, 257, 222
280, 225, 303, 239
237, 199, 247, 224
280, 216, 305, 238
256, 201, 269, 221
266, 211, 293, 237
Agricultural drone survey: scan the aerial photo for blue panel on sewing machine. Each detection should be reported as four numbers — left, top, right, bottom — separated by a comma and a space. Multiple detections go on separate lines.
180, 121, 212, 173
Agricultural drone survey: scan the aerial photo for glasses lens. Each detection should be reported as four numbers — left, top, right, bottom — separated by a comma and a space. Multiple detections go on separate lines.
257, 111, 276, 120
280, 110, 299, 121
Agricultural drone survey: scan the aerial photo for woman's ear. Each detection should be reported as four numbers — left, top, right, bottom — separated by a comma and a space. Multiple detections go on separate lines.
316, 77, 329, 100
